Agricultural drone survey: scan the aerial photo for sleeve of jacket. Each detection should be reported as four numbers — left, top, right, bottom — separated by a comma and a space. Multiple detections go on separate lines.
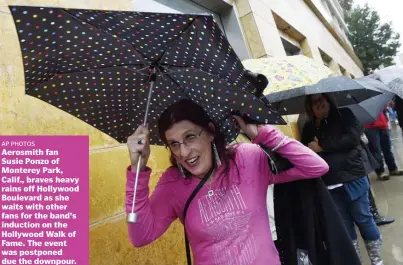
252, 125, 329, 184
319, 108, 363, 153
301, 121, 314, 146
125, 166, 178, 247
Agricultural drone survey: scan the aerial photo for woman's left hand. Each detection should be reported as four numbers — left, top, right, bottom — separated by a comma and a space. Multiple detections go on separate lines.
233, 115, 265, 141
308, 137, 323, 153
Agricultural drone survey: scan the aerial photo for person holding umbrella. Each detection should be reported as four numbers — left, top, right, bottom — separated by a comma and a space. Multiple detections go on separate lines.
301, 94, 385, 265
394, 96, 403, 133
364, 108, 403, 180
125, 99, 329, 265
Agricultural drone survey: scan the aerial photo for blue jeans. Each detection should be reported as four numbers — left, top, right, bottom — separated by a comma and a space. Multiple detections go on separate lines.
330, 186, 380, 241
365, 128, 398, 174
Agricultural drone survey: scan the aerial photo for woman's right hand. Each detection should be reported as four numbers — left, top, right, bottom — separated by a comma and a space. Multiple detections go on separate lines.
127, 125, 150, 172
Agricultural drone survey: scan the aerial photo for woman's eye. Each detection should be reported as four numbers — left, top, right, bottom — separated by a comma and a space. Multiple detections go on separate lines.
186, 135, 196, 140
170, 142, 179, 148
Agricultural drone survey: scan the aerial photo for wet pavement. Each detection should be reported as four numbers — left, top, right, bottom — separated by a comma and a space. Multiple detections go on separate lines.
359, 123, 403, 265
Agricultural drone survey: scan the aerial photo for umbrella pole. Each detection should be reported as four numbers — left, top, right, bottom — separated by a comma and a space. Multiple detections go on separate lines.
127, 67, 157, 224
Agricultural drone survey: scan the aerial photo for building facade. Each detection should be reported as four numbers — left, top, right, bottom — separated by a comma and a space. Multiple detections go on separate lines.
130, 0, 364, 79
0, 1, 364, 265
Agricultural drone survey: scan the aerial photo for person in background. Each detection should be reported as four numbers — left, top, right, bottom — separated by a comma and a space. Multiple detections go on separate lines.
364, 107, 403, 180
125, 99, 329, 265
393, 96, 403, 133
361, 133, 395, 226
301, 93, 385, 265
386, 106, 398, 124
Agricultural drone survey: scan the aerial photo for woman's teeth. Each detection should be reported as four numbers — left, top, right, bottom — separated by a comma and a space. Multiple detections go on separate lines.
186, 157, 199, 165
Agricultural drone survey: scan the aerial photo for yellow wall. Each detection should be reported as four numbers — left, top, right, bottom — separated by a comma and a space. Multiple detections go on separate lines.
0, 1, 189, 265
0, 1, 303, 265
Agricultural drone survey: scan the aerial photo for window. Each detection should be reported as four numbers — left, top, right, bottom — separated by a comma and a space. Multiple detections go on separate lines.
339, 65, 350, 78
272, 12, 307, 57
281, 37, 301, 56
319, 48, 332, 67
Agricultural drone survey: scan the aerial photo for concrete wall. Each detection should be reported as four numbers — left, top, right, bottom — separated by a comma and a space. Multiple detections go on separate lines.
234, 0, 364, 77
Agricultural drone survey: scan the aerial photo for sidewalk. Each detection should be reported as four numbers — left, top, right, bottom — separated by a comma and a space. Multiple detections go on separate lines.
359, 123, 403, 265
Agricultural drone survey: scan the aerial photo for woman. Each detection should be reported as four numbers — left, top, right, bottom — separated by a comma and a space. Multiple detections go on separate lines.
301, 93, 384, 265
125, 99, 329, 265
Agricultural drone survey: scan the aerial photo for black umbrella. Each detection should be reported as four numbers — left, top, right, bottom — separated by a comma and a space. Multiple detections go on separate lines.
343, 77, 395, 125
266, 76, 382, 115
10, 6, 285, 223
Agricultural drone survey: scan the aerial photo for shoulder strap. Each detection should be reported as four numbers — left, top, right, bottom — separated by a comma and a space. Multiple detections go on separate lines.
183, 166, 215, 265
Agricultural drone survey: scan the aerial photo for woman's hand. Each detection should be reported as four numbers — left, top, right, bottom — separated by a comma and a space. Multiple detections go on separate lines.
127, 125, 150, 172
233, 115, 265, 141
308, 137, 323, 153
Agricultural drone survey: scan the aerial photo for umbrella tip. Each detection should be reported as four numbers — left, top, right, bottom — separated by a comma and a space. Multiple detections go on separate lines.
243, 70, 268, 97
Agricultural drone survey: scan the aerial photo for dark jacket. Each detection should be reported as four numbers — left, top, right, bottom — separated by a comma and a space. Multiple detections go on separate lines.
301, 107, 371, 186
273, 178, 361, 265
394, 96, 403, 128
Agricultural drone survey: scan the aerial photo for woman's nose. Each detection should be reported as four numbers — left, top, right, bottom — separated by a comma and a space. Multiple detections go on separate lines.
179, 143, 191, 157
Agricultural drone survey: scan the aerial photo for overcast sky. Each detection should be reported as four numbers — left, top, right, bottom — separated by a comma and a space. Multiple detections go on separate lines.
353, 0, 403, 54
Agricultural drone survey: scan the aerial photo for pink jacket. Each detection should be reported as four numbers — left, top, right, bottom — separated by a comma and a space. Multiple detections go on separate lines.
125, 125, 329, 265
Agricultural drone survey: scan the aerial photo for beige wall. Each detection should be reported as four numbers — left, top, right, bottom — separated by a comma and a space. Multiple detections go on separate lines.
235, 0, 364, 77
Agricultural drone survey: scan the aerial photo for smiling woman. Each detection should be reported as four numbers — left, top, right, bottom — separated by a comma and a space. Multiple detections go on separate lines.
158, 100, 232, 180
124, 99, 329, 265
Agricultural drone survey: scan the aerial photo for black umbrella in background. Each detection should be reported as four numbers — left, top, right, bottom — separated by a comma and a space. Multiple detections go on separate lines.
342, 77, 395, 125
296, 77, 395, 131
266, 76, 382, 115
9, 6, 285, 224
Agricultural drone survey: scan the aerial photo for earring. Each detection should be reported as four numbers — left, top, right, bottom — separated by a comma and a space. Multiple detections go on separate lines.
177, 162, 186, 178
213, 142, 222, 167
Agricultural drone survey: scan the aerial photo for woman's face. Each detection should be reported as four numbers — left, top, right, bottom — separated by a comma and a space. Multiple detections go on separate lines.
165, 120, 214, 178
311, 94, 330, 120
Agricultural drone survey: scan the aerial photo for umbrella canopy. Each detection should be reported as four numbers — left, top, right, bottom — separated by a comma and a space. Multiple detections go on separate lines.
370, 66, 403, 98
343, 77, 395, 125
242, 55, 333, 94
266, 76, 383, 115
9, 6, 285, 145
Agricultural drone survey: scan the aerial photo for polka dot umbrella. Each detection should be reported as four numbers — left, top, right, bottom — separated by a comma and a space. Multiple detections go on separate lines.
9, 6, 285, 145
9, 6, 286, 223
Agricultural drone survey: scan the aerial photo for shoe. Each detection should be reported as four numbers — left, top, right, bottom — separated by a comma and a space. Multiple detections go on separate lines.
376, 172, 390, 181
374, 215, 395, 226
389, 169, 403, 176
352, 240, 363, 264
364, 238, 384, 265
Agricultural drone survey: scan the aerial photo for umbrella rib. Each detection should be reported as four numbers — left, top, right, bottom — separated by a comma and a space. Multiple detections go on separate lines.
163, 73, 191, 98
155, 16, 199, 64
159, 64, 192, 68
166, 68, 247, 92
163, 72, 234, 113
31, 64, 149, 87
61, 9, 151, 66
